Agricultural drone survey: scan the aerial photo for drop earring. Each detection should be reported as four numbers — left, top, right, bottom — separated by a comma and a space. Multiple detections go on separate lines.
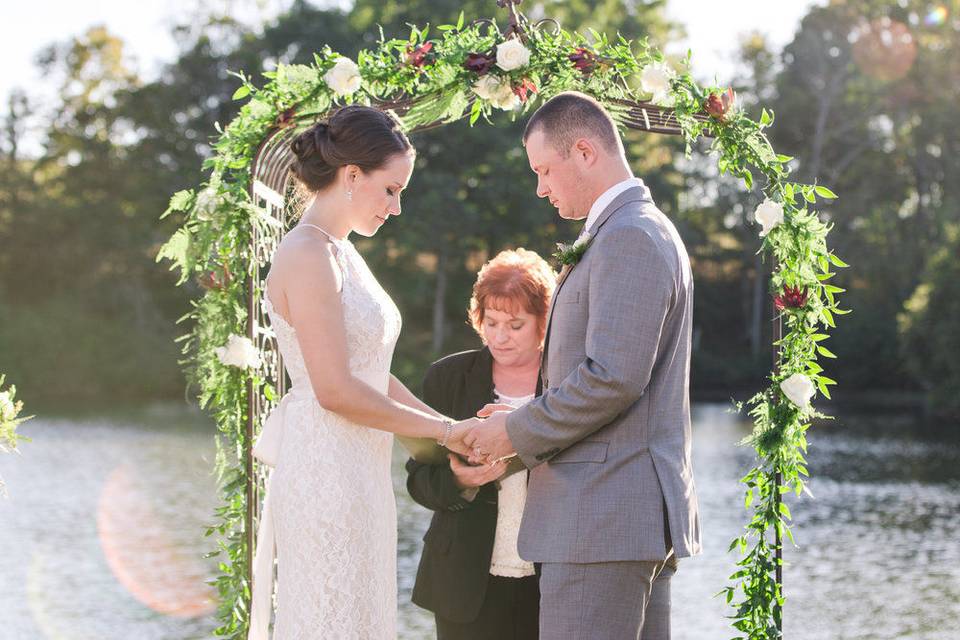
346, 190, 353, 201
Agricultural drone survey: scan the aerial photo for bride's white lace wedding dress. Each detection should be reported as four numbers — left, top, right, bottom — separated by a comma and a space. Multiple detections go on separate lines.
250, 226, 402, 640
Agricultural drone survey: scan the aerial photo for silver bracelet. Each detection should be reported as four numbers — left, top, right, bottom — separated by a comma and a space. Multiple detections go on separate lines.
437, 419, 454, 448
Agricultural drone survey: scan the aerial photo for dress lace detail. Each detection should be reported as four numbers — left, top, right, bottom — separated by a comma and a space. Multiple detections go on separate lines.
258, 237, 402, 639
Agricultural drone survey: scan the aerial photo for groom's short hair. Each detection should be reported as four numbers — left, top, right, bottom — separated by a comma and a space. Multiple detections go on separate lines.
523, 92, 622, 157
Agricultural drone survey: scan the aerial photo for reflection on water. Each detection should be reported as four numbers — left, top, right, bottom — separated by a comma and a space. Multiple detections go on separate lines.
0, 406, 220, 640
1, 404, 958, 639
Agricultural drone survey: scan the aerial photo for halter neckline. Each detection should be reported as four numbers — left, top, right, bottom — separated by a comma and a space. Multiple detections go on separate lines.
297, 223, 348, 244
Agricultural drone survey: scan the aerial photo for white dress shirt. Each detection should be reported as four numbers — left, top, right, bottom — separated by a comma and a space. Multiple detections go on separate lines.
583, 177, 648, 234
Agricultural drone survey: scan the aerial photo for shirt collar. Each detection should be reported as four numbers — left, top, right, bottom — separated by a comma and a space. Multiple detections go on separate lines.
583, 177, 645, 234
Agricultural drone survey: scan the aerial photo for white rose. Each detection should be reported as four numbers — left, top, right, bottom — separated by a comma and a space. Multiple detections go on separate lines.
780, 373, 815, 409
473, 76, 520, 110
194, 187, 218, 221
0, 391, 15, 422
651, 91, 676, 108
640, 61, 675, 105
572, 232, 592, 249
490, 85, 521, 110
754, 198, 785, 237
495, 39, 532, 72
323, 57, 362, 96
472, 75, 502, 101
216, 335, 262, 370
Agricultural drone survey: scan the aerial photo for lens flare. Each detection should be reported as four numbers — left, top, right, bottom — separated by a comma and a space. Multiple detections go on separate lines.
97, 464, 216, 618
925, 6, 949, 26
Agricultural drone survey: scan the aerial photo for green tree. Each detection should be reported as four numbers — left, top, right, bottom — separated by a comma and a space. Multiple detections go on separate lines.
899, 226, 960, 417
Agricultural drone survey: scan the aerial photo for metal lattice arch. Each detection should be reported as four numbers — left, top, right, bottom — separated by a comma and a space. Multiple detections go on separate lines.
243, 1, 719, 621
244, 99, 710, 560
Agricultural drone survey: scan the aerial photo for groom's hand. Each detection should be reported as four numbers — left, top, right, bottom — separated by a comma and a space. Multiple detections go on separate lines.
476, 403, 513, 418
464, 410, 515, 465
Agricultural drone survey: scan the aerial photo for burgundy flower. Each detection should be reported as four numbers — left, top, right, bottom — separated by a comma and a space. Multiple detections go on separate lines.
513, 77, 539, 103
774, 285, 808, 311
464, 52, 496, 76
405, 42, 434, 68
568, 47, 596, 75
198, 264, 232, 291
276, 106, 297, 128
705, 87, 736, 121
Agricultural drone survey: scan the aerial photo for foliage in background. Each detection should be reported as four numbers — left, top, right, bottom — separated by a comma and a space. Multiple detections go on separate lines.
158, 4, 845, 637
899, 224, 960, 418
2, 0, 956, 413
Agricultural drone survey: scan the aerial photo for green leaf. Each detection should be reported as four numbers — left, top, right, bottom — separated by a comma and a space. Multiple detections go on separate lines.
817, 346, 837, 358
469, 99, 482, 125
760, 108, 773, 127
814, 185, 838, 199
821, 308, 835, 328
828, 253, 850, 268
232, 85, 251, 100
817, 379, 832, 399
162, 189, 194, 218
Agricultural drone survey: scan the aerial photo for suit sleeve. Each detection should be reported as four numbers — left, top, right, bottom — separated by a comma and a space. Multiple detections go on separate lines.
506, 226, 675, 468
405, 362, 478, 512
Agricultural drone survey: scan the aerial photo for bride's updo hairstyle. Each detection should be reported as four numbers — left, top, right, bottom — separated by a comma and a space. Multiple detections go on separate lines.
289, 105, 414, 193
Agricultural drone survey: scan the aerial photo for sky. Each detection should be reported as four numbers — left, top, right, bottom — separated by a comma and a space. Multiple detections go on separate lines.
3, 0, 822, 120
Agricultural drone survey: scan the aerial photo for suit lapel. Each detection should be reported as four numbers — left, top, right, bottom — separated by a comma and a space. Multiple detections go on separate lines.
539, 186, 653, 380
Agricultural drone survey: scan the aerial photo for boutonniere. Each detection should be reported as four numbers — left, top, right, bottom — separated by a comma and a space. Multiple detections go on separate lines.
553, 232, 592, 266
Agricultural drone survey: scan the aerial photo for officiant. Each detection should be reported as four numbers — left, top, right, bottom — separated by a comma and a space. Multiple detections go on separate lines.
405, 248, 555, 639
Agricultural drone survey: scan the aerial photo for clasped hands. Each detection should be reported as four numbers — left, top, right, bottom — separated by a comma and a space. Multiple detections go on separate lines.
445, 403, 517, 470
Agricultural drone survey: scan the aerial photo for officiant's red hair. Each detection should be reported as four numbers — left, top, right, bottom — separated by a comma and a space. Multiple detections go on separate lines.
469, 248, 557, 345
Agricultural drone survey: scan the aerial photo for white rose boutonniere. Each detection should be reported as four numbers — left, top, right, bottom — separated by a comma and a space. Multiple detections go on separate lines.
216, 335, 262, 370
323, 57, 362, 97
640, 61, 675, 106
495, 39, 532, 72
554, 232, 592, 266
780, 373, 815, 409
754, 198, 785, 237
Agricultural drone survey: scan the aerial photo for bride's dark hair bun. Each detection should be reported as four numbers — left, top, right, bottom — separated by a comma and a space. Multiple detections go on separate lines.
290, 106, 413, 193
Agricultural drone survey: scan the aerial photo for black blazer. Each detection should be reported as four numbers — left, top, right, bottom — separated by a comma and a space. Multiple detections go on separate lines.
406, 347, 539, 623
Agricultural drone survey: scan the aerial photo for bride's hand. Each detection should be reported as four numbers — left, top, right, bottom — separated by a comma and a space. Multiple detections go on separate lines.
443, 417, 482, 457
448, 453, 507, 489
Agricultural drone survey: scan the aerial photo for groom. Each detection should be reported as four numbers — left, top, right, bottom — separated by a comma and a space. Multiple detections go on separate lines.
463, 92, 701, 639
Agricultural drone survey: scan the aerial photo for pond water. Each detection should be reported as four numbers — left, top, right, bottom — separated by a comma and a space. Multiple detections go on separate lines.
1, 403, 957, 639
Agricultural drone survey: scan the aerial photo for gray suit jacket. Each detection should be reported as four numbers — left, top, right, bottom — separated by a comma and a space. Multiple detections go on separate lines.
506, 185, 701, 563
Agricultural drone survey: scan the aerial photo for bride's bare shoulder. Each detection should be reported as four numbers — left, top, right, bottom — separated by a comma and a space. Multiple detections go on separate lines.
270, 230, 341, 289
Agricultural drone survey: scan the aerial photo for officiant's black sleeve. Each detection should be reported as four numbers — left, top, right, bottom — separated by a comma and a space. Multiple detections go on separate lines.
405, 362, 478, 512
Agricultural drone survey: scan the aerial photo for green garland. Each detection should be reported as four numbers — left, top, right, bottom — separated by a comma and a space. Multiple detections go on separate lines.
159, 9, 847, 639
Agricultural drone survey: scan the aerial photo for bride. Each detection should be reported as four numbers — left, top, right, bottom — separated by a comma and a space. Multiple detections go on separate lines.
248, 105, 478, 639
